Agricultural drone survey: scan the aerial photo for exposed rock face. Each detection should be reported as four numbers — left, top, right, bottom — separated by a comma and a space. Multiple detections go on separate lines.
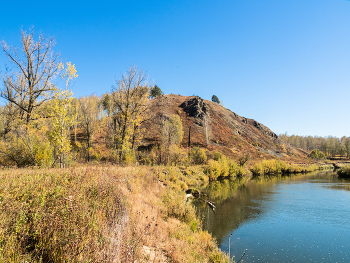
252, 120, 278, 140
180, 96, 208, 126
141, 94, 307, 160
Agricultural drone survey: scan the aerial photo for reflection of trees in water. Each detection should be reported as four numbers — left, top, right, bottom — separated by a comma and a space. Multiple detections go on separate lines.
308, 170, 350, 191
194, 170, 340, 245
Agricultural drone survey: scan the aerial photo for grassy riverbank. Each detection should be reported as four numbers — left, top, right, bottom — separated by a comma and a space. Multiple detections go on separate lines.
0, 159, 332, 262
250, 159, 333, 176
0, 165, 228, 262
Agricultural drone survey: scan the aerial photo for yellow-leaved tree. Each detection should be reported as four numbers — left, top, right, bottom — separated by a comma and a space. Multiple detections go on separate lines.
110, 67, 150, 162
48, 62, 78, 168
161, 114, 185, 164
79, 95, 100, 162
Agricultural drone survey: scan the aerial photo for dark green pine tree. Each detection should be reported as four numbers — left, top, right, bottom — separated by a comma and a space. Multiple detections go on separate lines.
211, 95, 220, 104
150, 85, 164, 98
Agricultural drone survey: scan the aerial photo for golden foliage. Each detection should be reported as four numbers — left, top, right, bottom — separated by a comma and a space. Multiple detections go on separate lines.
110, 67, 150, 161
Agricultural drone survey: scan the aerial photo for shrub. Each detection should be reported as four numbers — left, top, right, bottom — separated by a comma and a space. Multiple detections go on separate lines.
162, 189, 197, 224
251, 162, 264, 176
0, 128, 54, 167
337, 164, 350, 177
213, 152, 223, 161
190, 147, 207, 164
237, 166, 247, 177
228, 160, 238, 177
137, 151, 152, 165
238, 153, 251, 167
169, 145, 187, 166
122, 149, 136, 164
262, 159, 277, 174
309, 149, 326, 160
205, 160, 222, 181
204, 156, 238, 180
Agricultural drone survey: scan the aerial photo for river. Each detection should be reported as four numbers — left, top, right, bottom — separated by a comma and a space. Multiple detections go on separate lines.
194, 170, 350, 262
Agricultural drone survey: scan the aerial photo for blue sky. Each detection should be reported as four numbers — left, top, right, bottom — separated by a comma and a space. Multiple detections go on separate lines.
1, 0, 350, 137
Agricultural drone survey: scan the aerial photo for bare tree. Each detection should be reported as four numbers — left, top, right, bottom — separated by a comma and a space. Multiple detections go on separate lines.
1, 28, 60, 124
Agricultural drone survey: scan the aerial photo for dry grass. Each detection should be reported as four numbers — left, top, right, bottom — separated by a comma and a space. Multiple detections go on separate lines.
0, 164, 229, 262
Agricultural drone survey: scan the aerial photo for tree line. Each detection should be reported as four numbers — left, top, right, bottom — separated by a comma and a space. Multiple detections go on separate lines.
279, 133, 350, 159
0, 28, 171, 167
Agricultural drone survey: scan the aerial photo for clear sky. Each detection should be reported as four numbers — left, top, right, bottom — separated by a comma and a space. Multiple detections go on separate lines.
1, 0, 350, 137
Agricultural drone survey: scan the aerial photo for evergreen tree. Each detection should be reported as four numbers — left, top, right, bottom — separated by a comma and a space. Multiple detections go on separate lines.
150, 85, 164, 98
211, 95, 220, 104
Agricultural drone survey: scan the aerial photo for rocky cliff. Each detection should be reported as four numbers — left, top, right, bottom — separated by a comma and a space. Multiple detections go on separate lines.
141, 94, 307, 161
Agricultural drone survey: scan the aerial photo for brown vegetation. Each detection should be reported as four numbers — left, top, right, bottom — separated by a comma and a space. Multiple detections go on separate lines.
0, 165, 229, 262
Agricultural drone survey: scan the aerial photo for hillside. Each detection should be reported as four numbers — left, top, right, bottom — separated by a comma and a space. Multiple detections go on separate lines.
141, 94, 309, 163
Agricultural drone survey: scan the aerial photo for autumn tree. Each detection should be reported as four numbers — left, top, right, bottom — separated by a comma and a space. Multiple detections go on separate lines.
0, 103, 19, 137
1, 28, 60, 124
110, 67, 150, 160
161, 115, 183, 147
47, 62, 78, 168
79, 95, 100, 162
161, 114, 184, 164
100, 93, 113, 131
309, 149, 326, 160
345, 139, 350, 158
70, 97, 80, 143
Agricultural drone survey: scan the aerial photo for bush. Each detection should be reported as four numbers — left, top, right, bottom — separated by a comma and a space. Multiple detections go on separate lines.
162, 189, 197, 224
236, 166, 247, 177
251, 159, 322, 176
213, 152, 223, 161
204, 156, 239, 180
309, 149, 326, 160
228, 161, 238, 177
190, 147, 207, 164
205, 160, 222, 181
251, 162, 264, 176
337, 164, 350, 177
137, 151, 152, 165
238, 153, 251, 167
0, 128, 54, 167
121, 149, 136, 164
169, 145, 187, 166
262, 159, 277, 174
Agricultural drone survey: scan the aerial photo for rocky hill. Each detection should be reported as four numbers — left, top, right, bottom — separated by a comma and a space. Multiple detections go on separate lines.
141, 94, 308, 162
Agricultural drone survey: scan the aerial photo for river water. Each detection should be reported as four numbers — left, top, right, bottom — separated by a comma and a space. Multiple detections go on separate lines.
194, 171, 350, 262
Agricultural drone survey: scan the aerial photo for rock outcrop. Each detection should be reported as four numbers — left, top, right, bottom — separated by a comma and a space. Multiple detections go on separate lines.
141, 94, 307, 160
180, 96, 208, 126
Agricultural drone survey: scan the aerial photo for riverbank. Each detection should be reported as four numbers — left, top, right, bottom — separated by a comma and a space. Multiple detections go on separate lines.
0, 160, 334, 262
0, 165, 228, 262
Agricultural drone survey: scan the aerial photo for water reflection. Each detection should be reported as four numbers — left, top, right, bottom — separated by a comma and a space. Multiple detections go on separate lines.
194, 171, 350, 262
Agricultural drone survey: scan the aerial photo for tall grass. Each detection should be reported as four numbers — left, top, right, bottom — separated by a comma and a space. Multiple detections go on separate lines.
0, 166, 127, 262
0, 165, 229, 262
